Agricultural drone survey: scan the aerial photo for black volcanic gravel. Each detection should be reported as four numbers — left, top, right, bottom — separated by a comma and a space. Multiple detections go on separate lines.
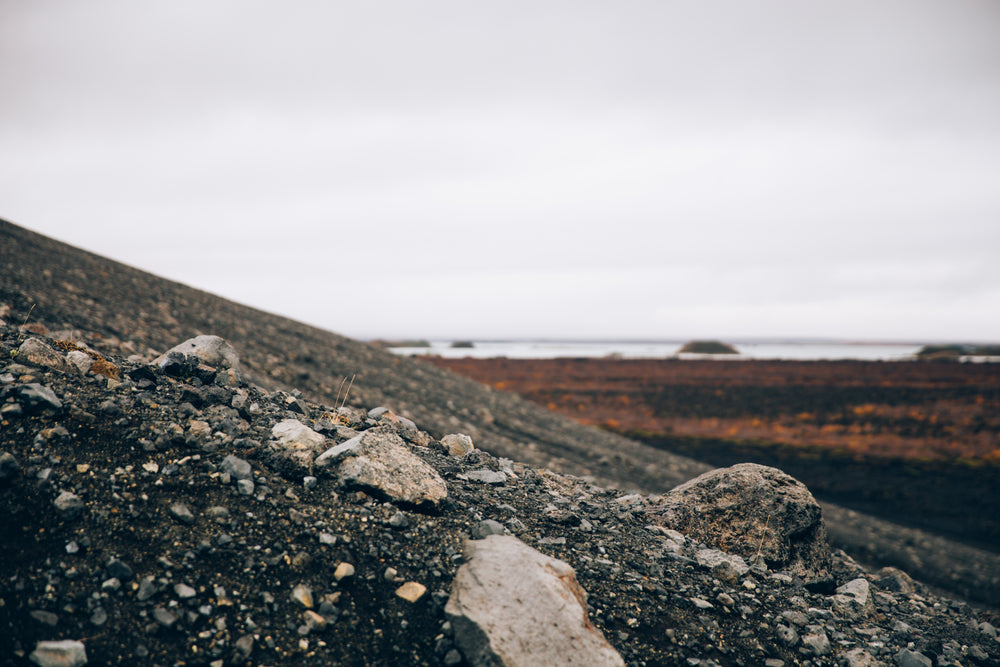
1, 327, 999, 667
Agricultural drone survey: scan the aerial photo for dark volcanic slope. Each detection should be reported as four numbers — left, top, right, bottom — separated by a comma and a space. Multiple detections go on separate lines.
3, 218, 1000, 610
0, 219, 708, 492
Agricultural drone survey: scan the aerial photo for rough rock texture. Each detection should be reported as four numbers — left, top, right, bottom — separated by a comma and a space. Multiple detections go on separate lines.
441, 434, 475, 457
318, 428, 448, 510
155, 334, 240, 371
0, 328, 998, 666
270, 418, 327, 469
28, 639, 88, 667
648, 463, 832, 582
17, 338, 76, 375
445, 535, 624, 667
3, 218, 999, 609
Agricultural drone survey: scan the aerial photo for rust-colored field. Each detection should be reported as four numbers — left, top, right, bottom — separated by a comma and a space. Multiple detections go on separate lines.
424, 357, 1000, 464
424, 356, 1000, 548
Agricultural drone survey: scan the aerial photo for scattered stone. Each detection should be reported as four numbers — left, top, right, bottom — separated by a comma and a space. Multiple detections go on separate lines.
17, 383, 63, 413
395, 581, 427, 602
334, 562, 355, 581
169, 502, 195, 525
844, 648, 882, 667
152, 607, 178, 627
156, 335, 240, 371
66, 350, 93, 374
694, 548, 749, 580
470, 519, 506, 539
831, 577, 874, 620
442, 433, 475, 457
18, 338, 75, 374
174, 583, 197, 598
232, 634, 254, 664
446, 535, 625, 667
54, 491, 84, 519
220, 454, 252, 480
463, 469, 507, 485
270, 419, 327, 469
895, 648, 932, 667
30, 610, 59, 626
104, 558, 133, 581
0, 451, 21, 481
876, 566, 916, 594
29, 639, 88, 667
291, 584, 313, 609
648, 463, 831, 583
801, 629, 831, 656
236, 479, 254, 495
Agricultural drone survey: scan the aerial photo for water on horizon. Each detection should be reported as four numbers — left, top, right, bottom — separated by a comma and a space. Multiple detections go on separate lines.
387, 340, 927, 361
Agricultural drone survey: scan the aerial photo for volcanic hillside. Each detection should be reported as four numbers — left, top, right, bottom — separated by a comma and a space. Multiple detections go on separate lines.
2, 217, 999, 611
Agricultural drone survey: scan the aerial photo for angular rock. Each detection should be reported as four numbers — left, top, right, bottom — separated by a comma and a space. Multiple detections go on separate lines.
220, 454, 252, 481
65, 350, 93, 375
831, 577, 874, 620
695, 548, 749, 580
801, 629, 831, 656
471, 519, 506, 539
17, 383, 63, 414
875, 566, 916, 594
445, 534, 625, 667
270, 419, 327, 469
169, 502, 195, 525
316, 428, 447, 510
648, 463, 831, 582
29, 639, 88, 667
54, 491, 84, 519
843, 649, 880, 667
464, 469, 507, 485
291, 584, 313, 609
395, 581, 427, 603
895, 648, 932, 667
156, 335, 240, 370
18, 338, 75, 374
442, 433, 475, 457
0, 451, 21, 481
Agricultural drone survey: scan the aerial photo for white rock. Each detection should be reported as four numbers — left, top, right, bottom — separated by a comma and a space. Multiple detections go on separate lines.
446, 535, 624, 667
156, 335, 240, 370
319, 429, 447, 510
29, 639, 88, 667
65, 350, 93, 374
270, 419, 327, 469
442, 433, 475, 457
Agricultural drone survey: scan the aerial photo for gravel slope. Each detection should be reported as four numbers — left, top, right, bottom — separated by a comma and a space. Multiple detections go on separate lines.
2, 217, 999, 614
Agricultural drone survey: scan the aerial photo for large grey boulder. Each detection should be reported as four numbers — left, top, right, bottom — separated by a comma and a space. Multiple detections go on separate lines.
155, 335, 240, 370
647, 463, 831, 582
316, 428, 447, 510
445, 535, 624, 667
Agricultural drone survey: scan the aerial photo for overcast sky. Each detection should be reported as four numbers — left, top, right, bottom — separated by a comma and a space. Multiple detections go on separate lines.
2, 1, 999, 342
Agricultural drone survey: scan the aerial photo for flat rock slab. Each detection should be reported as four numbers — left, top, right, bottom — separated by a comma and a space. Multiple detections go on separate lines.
648, 463, 831, 582
445, 535, 624, 667
317, 428, 447, 510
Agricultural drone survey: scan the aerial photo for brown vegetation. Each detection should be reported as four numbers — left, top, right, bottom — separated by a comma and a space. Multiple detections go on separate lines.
424, 357, 1000, 465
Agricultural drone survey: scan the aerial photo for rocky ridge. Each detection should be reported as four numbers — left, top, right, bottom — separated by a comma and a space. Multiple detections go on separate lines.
1, 329, 999, 666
